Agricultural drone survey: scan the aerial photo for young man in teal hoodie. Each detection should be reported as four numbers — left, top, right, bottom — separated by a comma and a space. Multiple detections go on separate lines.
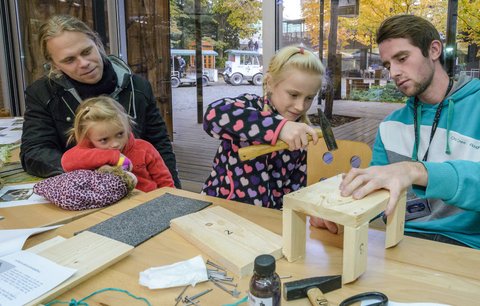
312, 14, 480, 249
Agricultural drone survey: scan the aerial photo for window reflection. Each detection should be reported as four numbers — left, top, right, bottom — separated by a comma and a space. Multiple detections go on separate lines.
0, 73, 7, 116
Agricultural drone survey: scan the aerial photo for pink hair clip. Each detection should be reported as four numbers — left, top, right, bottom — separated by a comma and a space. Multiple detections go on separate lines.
299, 47, 304, 54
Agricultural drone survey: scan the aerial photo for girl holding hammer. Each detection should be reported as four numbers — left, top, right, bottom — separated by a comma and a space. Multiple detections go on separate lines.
202, 45, 325, 209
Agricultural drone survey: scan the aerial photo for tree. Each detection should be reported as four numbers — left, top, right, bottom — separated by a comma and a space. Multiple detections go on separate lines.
458, 0, 480, 43
458, 0, 480, 69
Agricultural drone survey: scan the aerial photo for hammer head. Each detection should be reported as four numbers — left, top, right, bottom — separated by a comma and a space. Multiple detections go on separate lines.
317, 108, 338, 151
283, 275, 342, 301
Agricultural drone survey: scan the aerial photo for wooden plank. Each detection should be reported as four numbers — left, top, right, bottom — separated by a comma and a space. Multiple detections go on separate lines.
343, 222, 368, 284
282, 208, 306, 262
26, 236, 66, 253
170, 206, 283, 277
26, 231, 133, 306
385, 192, 406, 248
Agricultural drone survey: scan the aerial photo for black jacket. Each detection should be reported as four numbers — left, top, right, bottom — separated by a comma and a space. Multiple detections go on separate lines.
21, 55, 181, 188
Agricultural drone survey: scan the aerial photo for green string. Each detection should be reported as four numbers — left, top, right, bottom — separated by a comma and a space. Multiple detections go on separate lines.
44, 287, 152, 306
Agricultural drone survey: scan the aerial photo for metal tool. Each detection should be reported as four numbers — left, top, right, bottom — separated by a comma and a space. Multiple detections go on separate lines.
339, 291, 388, 306
317, 108, 338, 151
283, 275, 342, 306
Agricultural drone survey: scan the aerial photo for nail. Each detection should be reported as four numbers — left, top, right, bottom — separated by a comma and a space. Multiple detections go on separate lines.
186, 288, 213, 301
206, 259, 227, 271
210, 278, 240, 297
174, 285, 189, 306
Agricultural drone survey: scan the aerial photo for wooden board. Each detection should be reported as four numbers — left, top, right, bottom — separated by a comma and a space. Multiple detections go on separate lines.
284, 174, 390, 227
170, 206, 283, 277
25, 231, 133, 306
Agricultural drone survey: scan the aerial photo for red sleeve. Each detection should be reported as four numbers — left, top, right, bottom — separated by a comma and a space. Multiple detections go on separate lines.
145, 146, 175, 188
61, 146, 121, 172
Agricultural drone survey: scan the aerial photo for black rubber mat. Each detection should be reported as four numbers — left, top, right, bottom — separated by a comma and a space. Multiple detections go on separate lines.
82, 193, 211, 246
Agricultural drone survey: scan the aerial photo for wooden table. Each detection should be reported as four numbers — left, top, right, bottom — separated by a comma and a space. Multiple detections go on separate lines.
0, 190, 144, 229
24, 188, 480, 305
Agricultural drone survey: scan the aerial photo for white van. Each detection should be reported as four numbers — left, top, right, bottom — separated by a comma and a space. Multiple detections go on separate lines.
223, 50, 263, 86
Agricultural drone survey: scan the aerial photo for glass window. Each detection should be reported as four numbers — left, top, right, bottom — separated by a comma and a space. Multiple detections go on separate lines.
0, 74, 4, 117
277, 0, 480, 114
169, 0, 264, 109
169, 0, 263, 190
0, 73, 6, 116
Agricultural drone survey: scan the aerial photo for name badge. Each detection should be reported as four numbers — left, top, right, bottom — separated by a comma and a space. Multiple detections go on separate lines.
405, 198, 431, 221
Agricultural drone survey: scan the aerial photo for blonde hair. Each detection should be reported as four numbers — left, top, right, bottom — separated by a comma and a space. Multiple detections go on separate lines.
264, 45, 325, 123
68, 96, 133, 145
39, 15, 106, 78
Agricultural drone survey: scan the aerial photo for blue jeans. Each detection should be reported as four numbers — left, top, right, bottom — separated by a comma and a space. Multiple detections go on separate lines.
405, 231, 470, 248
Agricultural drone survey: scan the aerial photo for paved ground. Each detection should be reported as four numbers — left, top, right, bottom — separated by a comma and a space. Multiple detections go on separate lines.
321, 100, 403, 120
172, 81, 403, 122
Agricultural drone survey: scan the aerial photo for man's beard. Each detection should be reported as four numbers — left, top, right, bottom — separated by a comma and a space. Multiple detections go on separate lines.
404, 65, 435, 98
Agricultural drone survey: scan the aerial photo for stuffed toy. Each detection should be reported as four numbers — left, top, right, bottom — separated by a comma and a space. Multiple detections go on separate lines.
34, 166, 137, 211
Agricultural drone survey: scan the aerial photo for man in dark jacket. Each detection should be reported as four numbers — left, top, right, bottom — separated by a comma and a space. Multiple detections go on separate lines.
20, 15, 181, 188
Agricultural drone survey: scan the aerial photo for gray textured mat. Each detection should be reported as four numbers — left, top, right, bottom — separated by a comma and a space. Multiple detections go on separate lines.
83, 193, 211, 246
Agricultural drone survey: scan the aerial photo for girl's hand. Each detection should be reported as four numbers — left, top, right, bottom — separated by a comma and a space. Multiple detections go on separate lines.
278, 121, 319, 151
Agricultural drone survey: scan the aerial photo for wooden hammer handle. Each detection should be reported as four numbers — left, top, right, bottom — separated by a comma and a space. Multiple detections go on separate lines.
238, 128, 323, 161
307, 287, 328, 306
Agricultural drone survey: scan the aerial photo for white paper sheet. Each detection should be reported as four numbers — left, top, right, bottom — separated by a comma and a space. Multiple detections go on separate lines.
0, 117, 23, 129
0, 251, 76, 305
0, 225, 62, 258
0, 183, 49, 208
0, 117, 23, 145
0, 129, 22, 145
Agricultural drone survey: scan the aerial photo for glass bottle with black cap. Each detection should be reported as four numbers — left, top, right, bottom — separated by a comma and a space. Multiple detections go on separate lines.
248, 254, 281, 306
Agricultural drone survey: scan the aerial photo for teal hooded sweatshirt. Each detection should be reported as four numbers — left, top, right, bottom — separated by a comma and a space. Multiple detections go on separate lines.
372, 75, 480, 249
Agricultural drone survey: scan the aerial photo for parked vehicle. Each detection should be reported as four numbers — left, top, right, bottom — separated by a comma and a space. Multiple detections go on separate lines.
223, 50, 263, 86
171, 49, 219, 88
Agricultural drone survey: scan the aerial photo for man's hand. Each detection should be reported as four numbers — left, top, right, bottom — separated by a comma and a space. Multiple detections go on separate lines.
278, 121, 319, 151
310, 216, 339, 234
340, 161, 428, 215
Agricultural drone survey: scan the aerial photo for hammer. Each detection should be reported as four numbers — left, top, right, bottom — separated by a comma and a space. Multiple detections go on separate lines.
238, 108, 338, 161
283, 275, 342, 306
